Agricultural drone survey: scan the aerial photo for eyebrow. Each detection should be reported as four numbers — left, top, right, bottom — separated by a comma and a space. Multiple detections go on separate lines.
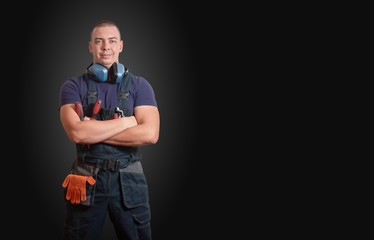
94, 37, 118, 41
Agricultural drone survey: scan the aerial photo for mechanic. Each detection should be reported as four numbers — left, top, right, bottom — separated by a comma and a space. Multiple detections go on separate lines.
59, 20, 159, 240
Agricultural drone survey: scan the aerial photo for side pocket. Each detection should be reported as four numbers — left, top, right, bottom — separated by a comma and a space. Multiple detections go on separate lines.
119, 162, 149, 208
81, 182, 95, 206
120, 172, 149, 208
67, 158, 99, 206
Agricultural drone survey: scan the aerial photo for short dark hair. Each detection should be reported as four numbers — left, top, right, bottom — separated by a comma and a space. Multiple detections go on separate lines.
90, 20, 121, 41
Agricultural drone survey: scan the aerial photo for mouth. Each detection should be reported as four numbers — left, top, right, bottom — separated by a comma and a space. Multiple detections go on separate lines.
100, 52, 113, 58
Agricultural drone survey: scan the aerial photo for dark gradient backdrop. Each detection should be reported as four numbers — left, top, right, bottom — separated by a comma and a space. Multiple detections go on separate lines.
12, 1, 214, 239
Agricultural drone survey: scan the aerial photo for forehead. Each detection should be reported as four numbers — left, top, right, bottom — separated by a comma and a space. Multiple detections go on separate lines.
91, 26, 121, 40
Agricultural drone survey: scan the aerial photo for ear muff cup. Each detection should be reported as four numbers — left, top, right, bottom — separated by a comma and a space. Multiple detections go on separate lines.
112, 63, 125, 84
88, 63, 125, 83
88, 64, 108, 82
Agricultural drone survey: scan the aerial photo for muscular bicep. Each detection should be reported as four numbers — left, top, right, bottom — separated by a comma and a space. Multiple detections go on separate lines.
134, 105, 160, 142
60, 104, 81, 141
134, 105, 159, 124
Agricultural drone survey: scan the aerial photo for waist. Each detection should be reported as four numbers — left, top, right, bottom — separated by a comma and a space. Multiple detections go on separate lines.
82, 155, 141, 171
76, 143, 139, 160
76, 143, 142, 171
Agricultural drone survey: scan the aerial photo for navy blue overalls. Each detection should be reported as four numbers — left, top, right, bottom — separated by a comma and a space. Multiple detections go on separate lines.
63, 72, 152, 240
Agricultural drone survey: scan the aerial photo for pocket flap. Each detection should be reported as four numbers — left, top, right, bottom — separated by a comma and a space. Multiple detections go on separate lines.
120, 172, 149, 208
133, 210, 151, 224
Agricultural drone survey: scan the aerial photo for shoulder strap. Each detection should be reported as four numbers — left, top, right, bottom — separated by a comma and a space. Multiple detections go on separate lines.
86, 74, 97, 105
118, 72, 133, 112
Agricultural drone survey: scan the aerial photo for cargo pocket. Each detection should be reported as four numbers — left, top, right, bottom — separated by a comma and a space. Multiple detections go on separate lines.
119, 162, 149, 208
120, 172, 149, 208
65, 158, 99, 206
81, 181, 95, 206
133, 209, 151, 240
63, 177, 96, 206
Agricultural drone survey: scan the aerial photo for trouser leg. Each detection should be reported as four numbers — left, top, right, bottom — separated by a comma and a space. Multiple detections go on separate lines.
109, 204, 152, 240
63, 162, 152, 240
107, 171, 152, 240
63, 170, 108, 240
63, 199, 107, 240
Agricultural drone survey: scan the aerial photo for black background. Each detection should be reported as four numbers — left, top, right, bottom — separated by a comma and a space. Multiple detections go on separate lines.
3, 0, 254, 238
7, 1, 227, 239
2, 2, 327, 239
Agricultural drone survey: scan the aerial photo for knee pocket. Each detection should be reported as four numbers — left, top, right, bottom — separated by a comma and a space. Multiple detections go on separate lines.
133, 208, 151, 240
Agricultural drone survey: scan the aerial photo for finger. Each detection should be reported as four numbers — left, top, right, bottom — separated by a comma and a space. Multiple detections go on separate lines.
81, 183, 87, 202
66, 189, 72, 200
75, 190, 80, 204
71, 190, 76, 204
62, 175, 71, 188
81, 191, 86, 202
87, 176, 96, 185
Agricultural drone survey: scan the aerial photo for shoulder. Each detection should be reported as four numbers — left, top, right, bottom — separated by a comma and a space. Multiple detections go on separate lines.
59, 74, 87, 107
129, 73, 157, 107
131, 74, 152, 87
61, 74, 86, 91
130, 74, 154, 93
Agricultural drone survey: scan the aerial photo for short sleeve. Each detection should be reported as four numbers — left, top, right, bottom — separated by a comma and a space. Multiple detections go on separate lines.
133, 77, 157, 107
59, 78, 81, 108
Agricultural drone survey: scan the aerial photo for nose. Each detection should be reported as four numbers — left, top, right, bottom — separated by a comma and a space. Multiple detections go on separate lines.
102, 40, 110, 50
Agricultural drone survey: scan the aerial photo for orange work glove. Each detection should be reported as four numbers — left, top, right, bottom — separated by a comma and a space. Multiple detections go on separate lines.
62, 174, 96, 204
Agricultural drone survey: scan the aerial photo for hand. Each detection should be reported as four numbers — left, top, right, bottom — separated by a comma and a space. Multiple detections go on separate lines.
125, 116, 138, 128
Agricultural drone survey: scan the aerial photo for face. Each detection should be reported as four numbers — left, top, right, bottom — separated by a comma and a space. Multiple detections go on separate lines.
89, 26, 123, 68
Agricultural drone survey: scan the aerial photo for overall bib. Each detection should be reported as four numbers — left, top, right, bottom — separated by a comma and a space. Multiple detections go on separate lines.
63, 73, 152, 240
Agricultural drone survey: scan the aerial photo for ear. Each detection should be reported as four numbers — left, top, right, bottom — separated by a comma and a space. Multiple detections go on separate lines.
88, 41, 93, 53
119, 40, 123, 53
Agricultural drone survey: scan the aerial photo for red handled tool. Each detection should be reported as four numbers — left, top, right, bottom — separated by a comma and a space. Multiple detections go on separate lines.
75, 102, 88, 148
75, 102, 84, 121
91, 100, 102, 120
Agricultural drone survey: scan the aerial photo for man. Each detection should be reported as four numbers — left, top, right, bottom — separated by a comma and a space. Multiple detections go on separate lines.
59, 20, 159, 240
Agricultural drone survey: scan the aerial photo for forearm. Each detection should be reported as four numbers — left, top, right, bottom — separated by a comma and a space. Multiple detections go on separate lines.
103, 124, 158, 147
103, 105, 160, 147
70, 118, 133, 144
60, 104, 137, 145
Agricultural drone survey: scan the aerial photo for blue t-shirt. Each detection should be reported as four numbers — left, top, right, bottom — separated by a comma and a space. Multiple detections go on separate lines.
59, 73, 157, 116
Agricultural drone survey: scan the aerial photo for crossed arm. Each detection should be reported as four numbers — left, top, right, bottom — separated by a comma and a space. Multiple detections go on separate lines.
60, 104, 159, 147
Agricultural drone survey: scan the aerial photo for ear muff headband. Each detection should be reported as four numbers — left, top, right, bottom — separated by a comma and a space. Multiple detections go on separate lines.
88, 63, 126, 83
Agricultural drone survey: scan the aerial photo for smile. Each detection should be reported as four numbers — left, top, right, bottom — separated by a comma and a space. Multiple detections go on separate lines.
100, 52, 113, 58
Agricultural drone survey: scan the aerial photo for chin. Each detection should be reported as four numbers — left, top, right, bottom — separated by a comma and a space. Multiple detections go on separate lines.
98, 61, 114, 68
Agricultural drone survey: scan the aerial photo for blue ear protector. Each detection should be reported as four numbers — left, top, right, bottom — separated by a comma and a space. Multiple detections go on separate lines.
87, 62, 126, 84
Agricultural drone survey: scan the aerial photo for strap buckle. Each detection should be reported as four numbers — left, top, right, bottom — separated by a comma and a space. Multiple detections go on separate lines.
119, 92, 129, 100
102, 159, 119, 171
87, 91, 97, 98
